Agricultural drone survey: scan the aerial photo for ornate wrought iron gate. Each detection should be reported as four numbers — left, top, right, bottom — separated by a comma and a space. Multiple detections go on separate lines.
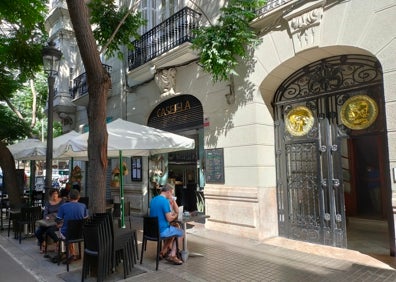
274, 55, 383, 247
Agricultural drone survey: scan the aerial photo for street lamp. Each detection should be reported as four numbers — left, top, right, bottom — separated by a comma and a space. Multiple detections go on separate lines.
42, 41, 62, 193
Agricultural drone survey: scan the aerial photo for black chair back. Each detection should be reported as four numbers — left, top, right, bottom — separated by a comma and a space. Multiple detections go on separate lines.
142, 216, 160, 241
113, 203, 120, 218
58, 219, 85, 271
78, 197, 89, 209
16, 206, 42, 243
141, 216, 178, 270
83, 223, 100, 252
92, 213, 113, 276
82, 223, 107, 281
66, 219, 85, 242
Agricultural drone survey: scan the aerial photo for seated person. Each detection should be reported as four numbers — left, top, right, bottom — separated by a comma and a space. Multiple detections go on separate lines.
35, 188, 64, 253
150, 183, 184, 265
56, 189, 88, 261
59, 184, 71, 199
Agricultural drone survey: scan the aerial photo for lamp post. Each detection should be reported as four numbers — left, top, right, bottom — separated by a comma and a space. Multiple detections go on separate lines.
42, 41, 62, 193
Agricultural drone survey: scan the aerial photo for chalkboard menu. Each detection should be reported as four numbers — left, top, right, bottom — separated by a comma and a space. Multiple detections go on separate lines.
205, 148, 225, 184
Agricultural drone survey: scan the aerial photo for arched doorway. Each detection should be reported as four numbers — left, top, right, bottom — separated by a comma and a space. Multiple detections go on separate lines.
273, 54, 392, 252
147, 94, 205, 212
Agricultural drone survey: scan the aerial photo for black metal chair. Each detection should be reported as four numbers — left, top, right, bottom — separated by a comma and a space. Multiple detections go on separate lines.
58, 219, 85, 271
99, 211, 135, 277
114, 229, 134, 278
81, 220, 109, 281
90, 213, 113, 278
15, 206, 42, 243
82, 223, 106, 282
140, 216, 178, 270
31, 190, 44, 207
113, 202, 139, 263
0, 197, 9, 230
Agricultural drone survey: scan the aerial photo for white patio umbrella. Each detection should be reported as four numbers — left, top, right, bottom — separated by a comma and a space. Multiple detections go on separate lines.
59, 118, 195, 226
7, 131, 81, 161
7, 139, 47, 161
60, 118, 195, 158
7, 132, 81, 204
53, 130, 80, 159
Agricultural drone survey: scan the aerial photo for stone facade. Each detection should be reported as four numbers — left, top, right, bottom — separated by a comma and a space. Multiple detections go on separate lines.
45, 0, 396, 250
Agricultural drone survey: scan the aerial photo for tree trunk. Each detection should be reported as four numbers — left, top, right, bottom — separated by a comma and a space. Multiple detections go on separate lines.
0, 143, 23, 209
30, 79, 37, 128
67, 0, 110, 213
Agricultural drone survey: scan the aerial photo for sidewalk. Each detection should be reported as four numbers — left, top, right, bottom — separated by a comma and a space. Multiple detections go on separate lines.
1, 217, 396, 282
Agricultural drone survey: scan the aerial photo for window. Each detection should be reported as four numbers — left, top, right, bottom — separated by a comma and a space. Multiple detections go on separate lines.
140, 0, 180, 33
131, 156, 143, 181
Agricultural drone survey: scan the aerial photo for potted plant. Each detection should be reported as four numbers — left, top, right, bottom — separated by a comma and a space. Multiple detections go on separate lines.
111, 167, 120, 187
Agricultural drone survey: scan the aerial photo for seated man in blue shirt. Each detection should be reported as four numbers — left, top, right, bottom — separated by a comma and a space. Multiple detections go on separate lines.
150, 183, 184, 265
56, 189, 88, 260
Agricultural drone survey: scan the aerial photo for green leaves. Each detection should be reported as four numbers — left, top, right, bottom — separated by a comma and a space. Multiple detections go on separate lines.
0, 0, 47, 81
0, 105, 31, 144
88, 0, 146, 59
192, 0, 265, 82
0, 0, 47, 142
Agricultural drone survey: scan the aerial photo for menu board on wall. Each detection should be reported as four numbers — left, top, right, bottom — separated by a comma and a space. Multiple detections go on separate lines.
205, 148, 225, 184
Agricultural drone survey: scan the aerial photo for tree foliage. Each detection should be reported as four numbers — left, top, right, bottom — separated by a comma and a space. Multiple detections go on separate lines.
0, 0, 47, 208
0, 0, 47, 136
0, 0, 47, 85
88, 0, 146, 59
0, 105, 31, 143
192, 0, 265, 82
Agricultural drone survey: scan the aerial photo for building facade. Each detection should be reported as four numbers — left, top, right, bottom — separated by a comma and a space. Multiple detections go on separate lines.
45, 0, 396, 254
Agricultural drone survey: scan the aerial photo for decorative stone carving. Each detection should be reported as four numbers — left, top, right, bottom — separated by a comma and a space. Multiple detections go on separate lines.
58, 112, 73, 131
154, 68, 177, 95
284, 0, 325, 53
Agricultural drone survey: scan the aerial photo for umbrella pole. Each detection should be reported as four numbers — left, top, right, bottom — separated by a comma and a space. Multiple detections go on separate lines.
69, 157, 74, 187
70, 157, 74, 171
119, 150, 125, 228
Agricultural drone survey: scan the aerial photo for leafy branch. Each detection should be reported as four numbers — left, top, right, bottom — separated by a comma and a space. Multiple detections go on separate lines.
191, 0, 265, 82
88, 0, 146, 59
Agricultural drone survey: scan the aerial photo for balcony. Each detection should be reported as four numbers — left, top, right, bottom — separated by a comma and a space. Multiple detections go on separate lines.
127, 7, 201, 86
72, 64, 112, 106
251, 0, 296, 31
256, 0, 294, 16
53, 88, 76, 117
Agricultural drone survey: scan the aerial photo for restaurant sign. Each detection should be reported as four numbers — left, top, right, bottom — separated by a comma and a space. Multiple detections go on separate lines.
148, 95, 203, 132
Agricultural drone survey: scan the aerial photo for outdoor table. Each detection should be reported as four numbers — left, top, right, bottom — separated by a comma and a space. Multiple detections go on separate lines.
179, 212, 210, 262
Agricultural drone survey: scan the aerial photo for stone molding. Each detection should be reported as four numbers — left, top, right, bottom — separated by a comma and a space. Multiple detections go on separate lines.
154, 67, 177, 96
284, 0, 326, 53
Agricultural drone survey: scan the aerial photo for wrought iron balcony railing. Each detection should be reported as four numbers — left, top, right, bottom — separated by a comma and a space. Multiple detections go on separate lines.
256, 0, 294, 16
128, 7, 201, 71
72, 64, 112, 100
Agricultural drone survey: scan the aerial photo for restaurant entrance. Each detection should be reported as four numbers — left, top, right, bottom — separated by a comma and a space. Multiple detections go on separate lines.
147, 94, 205, 212
168, 163, 198, 211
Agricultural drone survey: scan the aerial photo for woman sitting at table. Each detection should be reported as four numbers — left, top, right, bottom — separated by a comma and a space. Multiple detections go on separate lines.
35, 188, 64, 253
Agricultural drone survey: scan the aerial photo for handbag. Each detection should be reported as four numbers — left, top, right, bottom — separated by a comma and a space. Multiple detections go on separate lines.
37, 219, 56, 227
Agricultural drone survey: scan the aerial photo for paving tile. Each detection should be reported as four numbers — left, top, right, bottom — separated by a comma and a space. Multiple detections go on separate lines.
1, 216, 396, 282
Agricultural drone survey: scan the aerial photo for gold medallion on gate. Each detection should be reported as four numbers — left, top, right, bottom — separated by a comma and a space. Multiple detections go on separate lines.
340, 95, 378, 130
285, 106, 314, 136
